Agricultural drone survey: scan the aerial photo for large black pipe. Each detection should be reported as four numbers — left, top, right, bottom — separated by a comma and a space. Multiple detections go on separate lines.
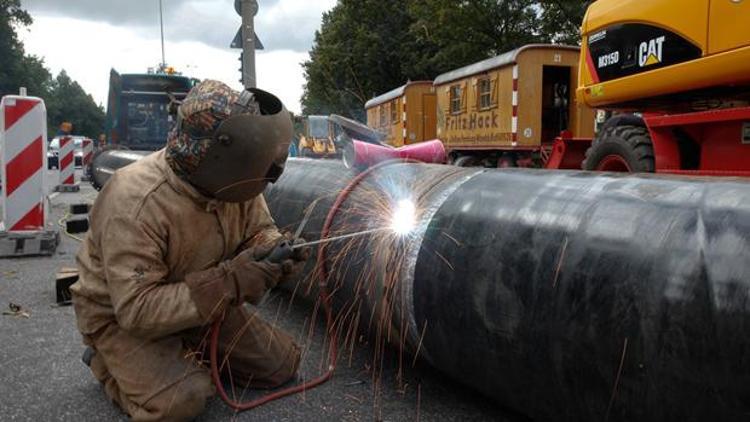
90, 149, 152, 190
90, 154, 750, 420
265, 159, 750, 422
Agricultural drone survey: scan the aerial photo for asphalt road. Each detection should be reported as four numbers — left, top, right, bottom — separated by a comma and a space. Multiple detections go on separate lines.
0, 171, 521, 421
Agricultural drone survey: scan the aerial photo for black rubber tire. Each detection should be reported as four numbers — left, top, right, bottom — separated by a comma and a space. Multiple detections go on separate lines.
598, 114, 646, 133
453, 155, 481, 167
582, 125, 655, 172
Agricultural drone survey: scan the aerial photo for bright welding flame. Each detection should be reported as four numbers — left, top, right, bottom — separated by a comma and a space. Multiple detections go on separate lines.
390, 199, 417, 235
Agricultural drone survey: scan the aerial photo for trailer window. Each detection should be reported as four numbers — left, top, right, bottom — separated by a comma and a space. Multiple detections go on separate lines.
450, 85, 462, 114
391, 100, 399, 124
478, 78, 493, 110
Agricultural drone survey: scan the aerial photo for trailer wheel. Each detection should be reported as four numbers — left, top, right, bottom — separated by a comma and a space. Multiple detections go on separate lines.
583, 125, 655, 172
453, 155, 481, 167
300, 147, 314, 158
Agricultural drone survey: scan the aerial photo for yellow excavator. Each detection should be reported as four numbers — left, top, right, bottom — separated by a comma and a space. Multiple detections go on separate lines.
296, 114, 386, 159
297, 115, 340, 158
574, 0, 750, 175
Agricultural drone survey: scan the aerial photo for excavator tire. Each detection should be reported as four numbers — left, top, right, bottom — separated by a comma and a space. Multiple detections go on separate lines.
582, 125, 655, 173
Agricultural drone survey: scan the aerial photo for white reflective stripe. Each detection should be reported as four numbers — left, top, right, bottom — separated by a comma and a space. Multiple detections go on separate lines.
2, 102, 45, 162
4, 168, 44, 230
512, 65, 519, 79
512, 116, 518, 133
403, 128, 407, 137
59, 138, 75, 183
403, 112, 407, 121
59, 138, 74, 157
512, 92, 518, 107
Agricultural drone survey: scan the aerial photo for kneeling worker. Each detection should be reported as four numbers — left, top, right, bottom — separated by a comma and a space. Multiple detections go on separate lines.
71, 80, 309, 420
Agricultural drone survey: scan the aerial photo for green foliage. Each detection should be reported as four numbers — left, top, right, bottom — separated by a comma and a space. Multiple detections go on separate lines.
538, 0, 589, 45
0, 0, 104, 138
302, 0, 590, 119
406, 0, 540, 77
0, 0, 33, 97
46, 71, 106, 139
302, 0, 417, 121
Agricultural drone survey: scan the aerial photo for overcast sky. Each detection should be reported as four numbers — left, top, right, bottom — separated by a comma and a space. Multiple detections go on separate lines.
18, 0, 337, 113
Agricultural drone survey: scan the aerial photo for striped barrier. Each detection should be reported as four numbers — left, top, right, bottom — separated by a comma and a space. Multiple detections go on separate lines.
0, 93, 59, 256
56, 135, 79, 191
81, 138, 94, 181
82, 138, 93, 168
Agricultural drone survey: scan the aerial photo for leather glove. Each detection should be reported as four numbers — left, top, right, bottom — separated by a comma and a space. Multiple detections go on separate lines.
185, 243, 284, 322
223, 244, 284, 305
279, 233, 312, 281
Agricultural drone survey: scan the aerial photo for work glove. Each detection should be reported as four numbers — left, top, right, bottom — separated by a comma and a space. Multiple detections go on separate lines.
223, 244, 284, 305
185, 243, 285, 323
278, 233, 312, 281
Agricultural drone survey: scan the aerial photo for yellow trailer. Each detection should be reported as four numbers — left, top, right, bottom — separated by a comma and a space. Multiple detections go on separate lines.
365, 81, 437, 147
434, 44, 596, 167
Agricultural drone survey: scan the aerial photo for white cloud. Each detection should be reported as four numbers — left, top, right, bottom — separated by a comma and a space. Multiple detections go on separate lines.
20, 0, 337, 52
17, 1, 336, 114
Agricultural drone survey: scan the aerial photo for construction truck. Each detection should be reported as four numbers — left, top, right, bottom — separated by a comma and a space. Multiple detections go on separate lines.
297, 115, 339, 158
568, 0, 750, 175
297, 115, 385, 159
105, 69, 196, 150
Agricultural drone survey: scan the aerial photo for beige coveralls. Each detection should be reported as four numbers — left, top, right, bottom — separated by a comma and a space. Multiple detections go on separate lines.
71, 150, 300, 421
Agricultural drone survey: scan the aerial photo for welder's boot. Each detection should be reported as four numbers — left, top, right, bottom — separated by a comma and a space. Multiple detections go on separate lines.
81, 346, 96, 367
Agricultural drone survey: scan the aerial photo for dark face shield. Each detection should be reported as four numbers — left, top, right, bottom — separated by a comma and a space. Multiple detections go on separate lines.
187, 89, 293, 203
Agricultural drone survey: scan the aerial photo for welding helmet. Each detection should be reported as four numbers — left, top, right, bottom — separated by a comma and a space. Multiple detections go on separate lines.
167, 80, 292, 203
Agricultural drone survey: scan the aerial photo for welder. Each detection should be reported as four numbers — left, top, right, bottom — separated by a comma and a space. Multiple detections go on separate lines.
70, 80, 309, 421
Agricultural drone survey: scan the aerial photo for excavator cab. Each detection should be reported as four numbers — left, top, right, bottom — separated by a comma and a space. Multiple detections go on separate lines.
298, 116, 339, 158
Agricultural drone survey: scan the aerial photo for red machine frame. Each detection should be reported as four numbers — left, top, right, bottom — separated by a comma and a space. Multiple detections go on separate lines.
545, 106, 750, 176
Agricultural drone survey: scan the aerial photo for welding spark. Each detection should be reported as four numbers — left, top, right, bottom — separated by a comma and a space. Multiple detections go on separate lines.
390, 199, 417, 236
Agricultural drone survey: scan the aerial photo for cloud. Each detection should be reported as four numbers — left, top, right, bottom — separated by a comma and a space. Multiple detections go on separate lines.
20, 0, 335, 52
19, 15, 310, 113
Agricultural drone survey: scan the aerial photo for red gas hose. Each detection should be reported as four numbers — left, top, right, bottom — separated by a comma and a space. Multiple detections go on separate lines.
209, 160, 410, 411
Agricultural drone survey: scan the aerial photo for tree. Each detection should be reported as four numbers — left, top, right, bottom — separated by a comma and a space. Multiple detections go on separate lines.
406, 0, 541, 77
301, 0, 586, 120
301, 0, 419, 120
0, 0, 36, 97
0, 1, 104, 138
538, 0, 589, 45
46, 71, 105, 139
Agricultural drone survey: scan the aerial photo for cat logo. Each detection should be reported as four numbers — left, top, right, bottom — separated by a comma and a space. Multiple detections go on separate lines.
639, 36, 665, 67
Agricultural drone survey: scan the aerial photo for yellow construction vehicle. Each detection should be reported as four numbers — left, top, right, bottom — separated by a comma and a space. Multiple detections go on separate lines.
297, 115, 339, 158
573, 0, 750, 175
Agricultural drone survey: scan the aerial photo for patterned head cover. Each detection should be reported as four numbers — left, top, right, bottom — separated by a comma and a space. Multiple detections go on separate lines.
166, 80, 260, 177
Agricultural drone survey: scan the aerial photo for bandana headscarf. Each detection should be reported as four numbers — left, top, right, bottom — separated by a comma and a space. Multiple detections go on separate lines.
165, 80, 259, 177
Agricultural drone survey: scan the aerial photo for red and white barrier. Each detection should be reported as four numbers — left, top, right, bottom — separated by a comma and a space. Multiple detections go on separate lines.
82, 138, 93, 168
0, 95, 47, 232
58, 135, 75, 186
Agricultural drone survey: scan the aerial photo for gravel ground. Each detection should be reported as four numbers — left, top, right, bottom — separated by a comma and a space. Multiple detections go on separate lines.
0, 171, 521, 421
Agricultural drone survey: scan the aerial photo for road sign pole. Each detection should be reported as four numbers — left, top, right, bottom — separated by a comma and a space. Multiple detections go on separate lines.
240, 0, 259, 89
